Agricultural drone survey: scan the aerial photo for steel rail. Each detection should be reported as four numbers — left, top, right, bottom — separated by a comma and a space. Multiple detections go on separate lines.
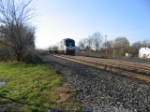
69, 55, 150, 75
75, 56, 150, 70
51, 54, 150, 83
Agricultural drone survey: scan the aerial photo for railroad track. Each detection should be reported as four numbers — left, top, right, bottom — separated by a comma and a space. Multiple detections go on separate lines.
51, 54, 150, 83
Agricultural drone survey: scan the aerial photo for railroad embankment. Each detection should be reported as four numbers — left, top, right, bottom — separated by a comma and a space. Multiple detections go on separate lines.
42, 53, 150, 112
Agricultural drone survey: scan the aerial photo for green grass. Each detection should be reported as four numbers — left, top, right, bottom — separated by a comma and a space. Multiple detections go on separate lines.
0, 62, 83, 112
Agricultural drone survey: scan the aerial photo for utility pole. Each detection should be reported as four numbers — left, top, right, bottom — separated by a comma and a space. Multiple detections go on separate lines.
105, 35, 107, 55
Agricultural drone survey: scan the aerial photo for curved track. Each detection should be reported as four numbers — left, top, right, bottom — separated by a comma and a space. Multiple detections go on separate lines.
51, 54, 150, 83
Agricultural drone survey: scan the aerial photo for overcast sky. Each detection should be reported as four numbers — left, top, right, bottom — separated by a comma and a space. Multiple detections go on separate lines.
33, 0, 150, 49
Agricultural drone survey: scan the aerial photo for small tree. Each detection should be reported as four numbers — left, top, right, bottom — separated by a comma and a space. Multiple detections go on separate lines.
105, 40, 114, 55
114, 37, 130, 57
142, 40, 150, 47
78, 39, 86, 51
0, 0, 35, 61
131, 40, 150, 57
86, 36, 93, 53
92, 32, 103, 52
132, 41, 142, 56
0, 37, 11, 60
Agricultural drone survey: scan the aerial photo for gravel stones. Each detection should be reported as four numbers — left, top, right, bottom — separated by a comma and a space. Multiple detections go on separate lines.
42, 54, 150, 112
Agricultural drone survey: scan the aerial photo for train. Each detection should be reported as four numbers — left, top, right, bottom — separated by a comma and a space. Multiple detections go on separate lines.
49, 38, 76, 55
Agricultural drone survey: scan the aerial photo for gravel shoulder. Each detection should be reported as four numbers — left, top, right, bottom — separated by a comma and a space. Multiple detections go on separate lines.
42, 54, 150, 112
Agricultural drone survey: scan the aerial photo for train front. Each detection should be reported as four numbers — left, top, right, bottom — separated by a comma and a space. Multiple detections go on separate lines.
64, 38, 76, 55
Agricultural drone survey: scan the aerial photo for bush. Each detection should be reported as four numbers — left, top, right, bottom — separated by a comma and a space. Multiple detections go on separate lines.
22, 50, 43, 64
0, 47, 11, 61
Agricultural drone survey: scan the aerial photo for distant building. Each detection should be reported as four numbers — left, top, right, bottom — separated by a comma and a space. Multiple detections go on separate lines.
139, 47, 150, 59
125, 53, 132, 57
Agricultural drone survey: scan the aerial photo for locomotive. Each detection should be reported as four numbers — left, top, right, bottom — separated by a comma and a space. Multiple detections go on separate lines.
49, 38, 76, 55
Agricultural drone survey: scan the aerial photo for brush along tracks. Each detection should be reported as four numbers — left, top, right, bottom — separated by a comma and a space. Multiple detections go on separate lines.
51, 54, 150, 83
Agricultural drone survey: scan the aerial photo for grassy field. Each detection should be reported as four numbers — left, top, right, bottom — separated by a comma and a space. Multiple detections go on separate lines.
0, 62, 83, 112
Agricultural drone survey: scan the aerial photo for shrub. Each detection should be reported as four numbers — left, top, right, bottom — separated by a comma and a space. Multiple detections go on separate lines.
22, 50, 43, 64
0, 47, 11, 61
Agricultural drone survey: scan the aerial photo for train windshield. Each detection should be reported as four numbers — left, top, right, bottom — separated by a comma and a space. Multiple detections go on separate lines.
65, 39, 75, 47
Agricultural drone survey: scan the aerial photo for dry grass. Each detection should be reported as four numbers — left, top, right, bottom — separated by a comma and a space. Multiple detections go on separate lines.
50, 83, 83, 112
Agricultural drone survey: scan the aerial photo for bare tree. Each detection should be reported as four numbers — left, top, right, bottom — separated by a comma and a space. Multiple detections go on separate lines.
78, 39, 86, 51
132, 40, 150, 56
92, 32, 103, 52
106, 40, 114, 53
78, 32, 103, 52
0, 0, 35, 61
142, 40, 150, 48
114, 37, 130, 57
132, 41, 142, 56
86, 36, 93, 53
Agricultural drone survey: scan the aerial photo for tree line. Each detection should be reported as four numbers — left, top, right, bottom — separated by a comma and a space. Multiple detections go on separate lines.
78, 32, 150, 57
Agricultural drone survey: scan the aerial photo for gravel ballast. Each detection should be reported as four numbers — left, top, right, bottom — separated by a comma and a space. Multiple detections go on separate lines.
42, 54, 150, 112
